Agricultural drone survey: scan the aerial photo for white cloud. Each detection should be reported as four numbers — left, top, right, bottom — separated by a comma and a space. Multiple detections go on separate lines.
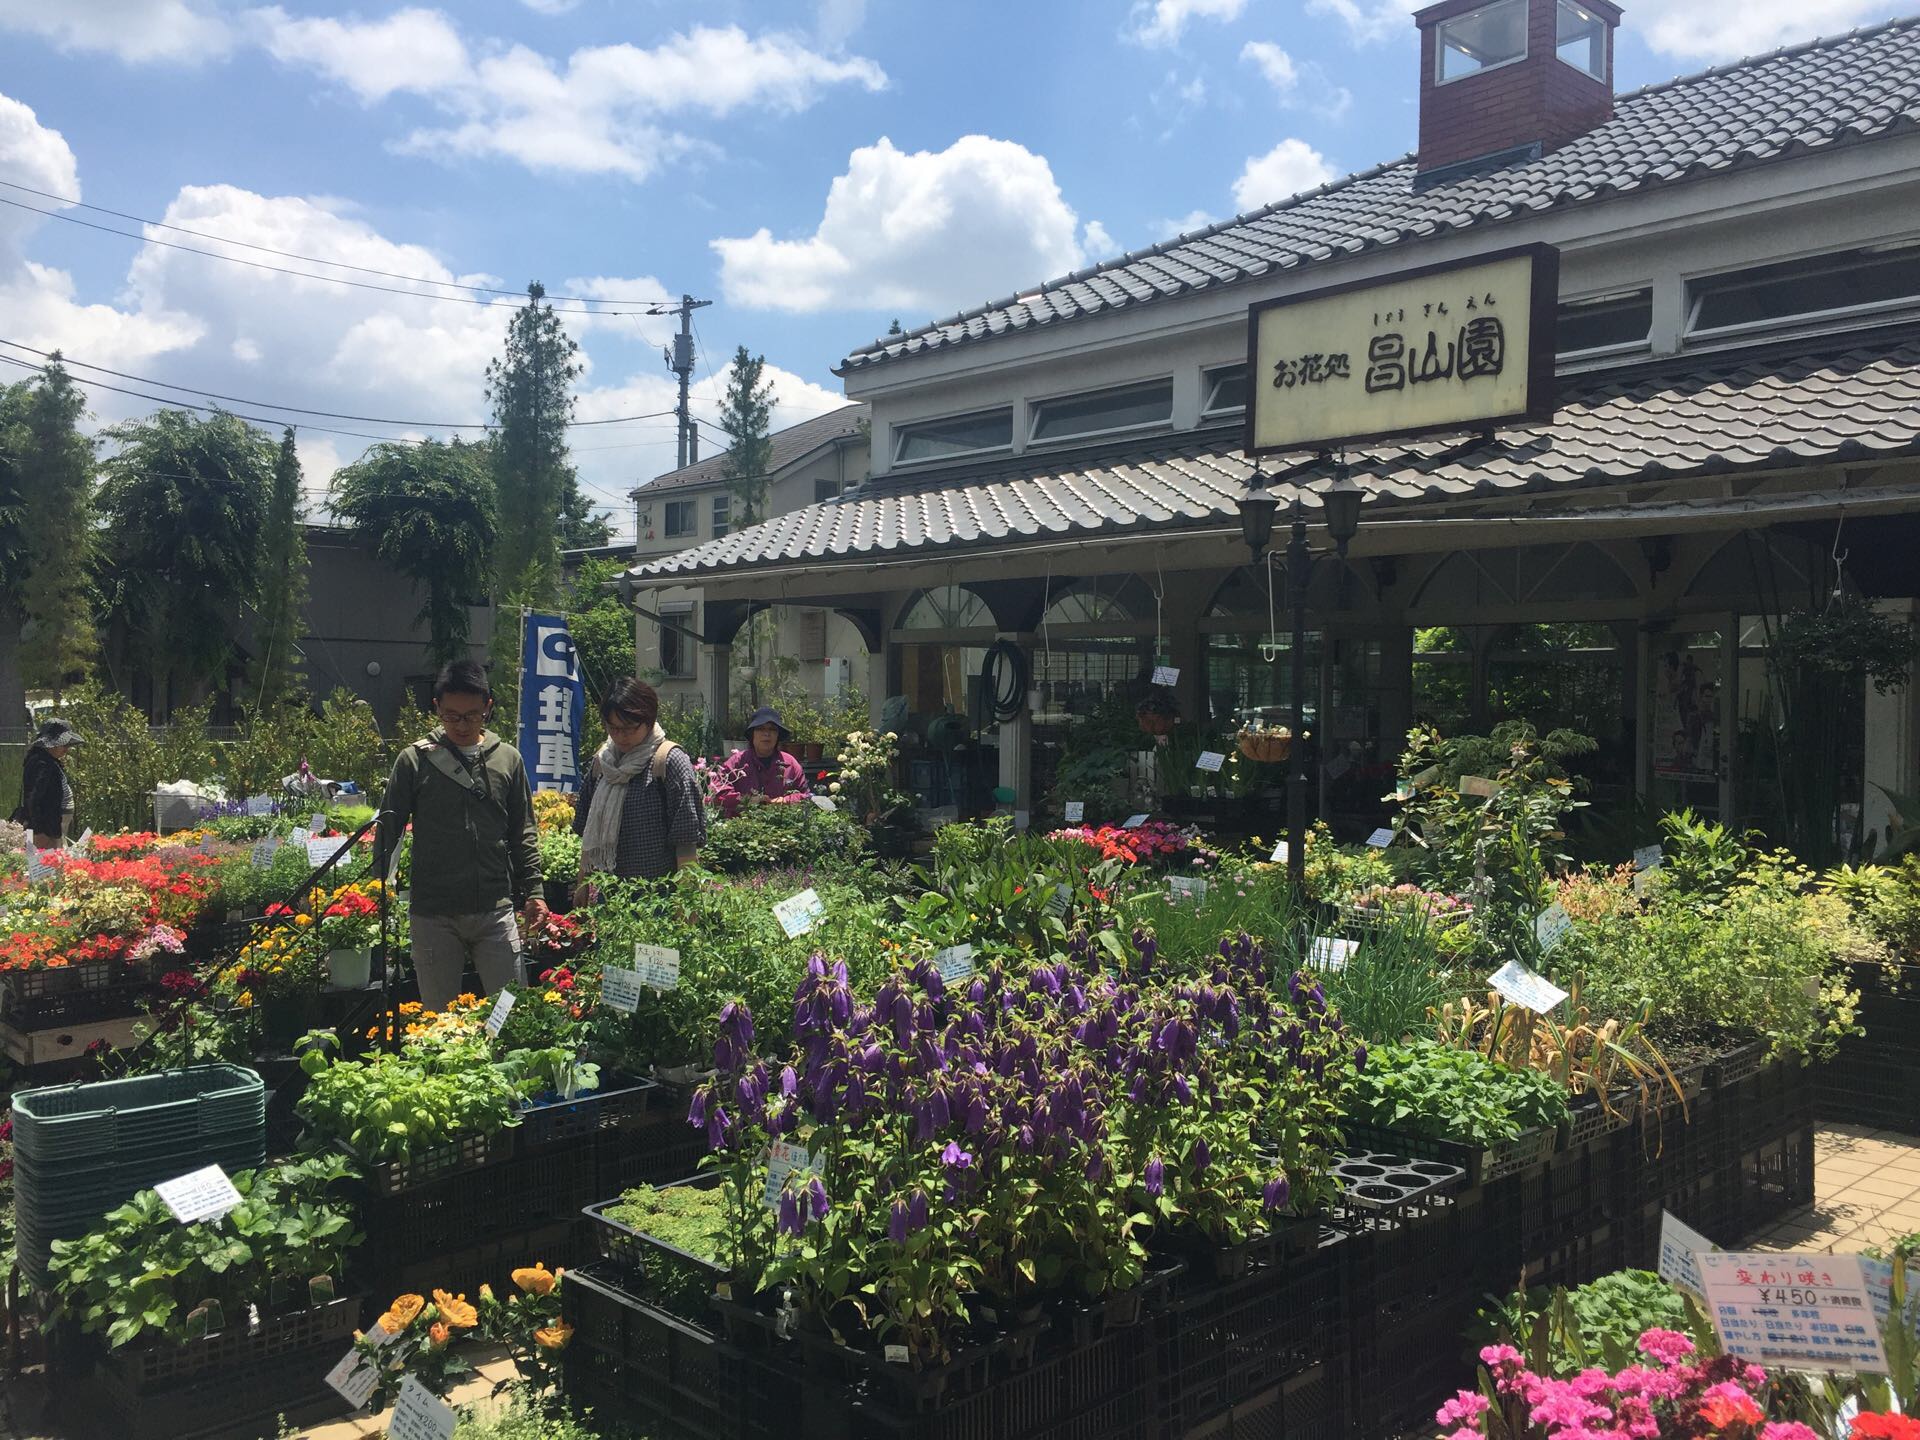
519, 0, 580, 13
253, 14, 887, 181
1153, 208, 1219, 240
712, 135, 1092, 315
1231, 137, 1336, 211
1631, 0, 1896, 61
0, 0, 233, 64
1081, 220, 1117, 259
1305, 0, 1420, 44
1127, 0, 1247, 47
557, 275, 679, 342
0, 93, 80, 268
815, 0, 869, 48
1241, 40, 1300, 94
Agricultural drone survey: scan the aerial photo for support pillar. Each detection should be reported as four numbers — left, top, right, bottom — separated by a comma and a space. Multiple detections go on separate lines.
703, 642, 732, 753
996, 633, 1035, 816
1864, 599, 1920, 854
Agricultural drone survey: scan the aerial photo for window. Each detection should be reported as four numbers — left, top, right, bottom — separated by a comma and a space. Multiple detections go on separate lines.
1688, 244, 1920, 336
659, 604, 696, 679
1029, 379, 1174, 445
898, 585, 993, 631
1436, 0, 1526, 84
1557, 289, 1652, 355
711, 495, 730, 539
815, 478, 841, 504
893, 408, 1014, 466
663, 499, 697, 538
1201, 364, 1248, 416
1556, 1, 1606, 79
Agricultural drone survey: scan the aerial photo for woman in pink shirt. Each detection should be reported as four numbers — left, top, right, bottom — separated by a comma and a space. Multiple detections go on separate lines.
717, 708, 811, 802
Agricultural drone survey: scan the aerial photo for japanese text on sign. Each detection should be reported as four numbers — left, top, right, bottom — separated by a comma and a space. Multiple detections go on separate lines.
1697, 1251, 1888, 1375
518, 611, 586, 794
632, 944, 681, 991
774, 889, 825, 938
599, 966, 642, 1014
156, 1164, 243, 1224
484, 990, 515, 1037
306, 835, 352, 869
765, 1140, 817, 1210
1045, 884, 1073, 919
1064, 801, 1085, 824
933, 944, 976, 984
1534, 903, 1574, 954
389, 1375, 459, 1440
1489, 959, 1569, 1014
1658, 1210, 1716, 1303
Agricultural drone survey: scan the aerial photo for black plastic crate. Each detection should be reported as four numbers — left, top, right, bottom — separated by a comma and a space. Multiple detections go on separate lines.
1523, 1222, 1627, 1291
106, 1295, 360, 1391
0, 978, 157, 1029
71, 1337, 349, 1440
1342, 1186, 1493, 1319
1339, 1121, 1555, 1189
365, 1217, 582, 1308
515, 1072, 657, 1154
339, 1129, 509, 1195
1175, 1359, 1346, 1440
599, 1110, 713, 1196
1348, 1291, 1482, 1440
584, 1173, 730, 1327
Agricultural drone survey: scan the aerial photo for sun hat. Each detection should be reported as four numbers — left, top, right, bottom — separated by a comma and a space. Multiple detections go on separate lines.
744, 707, 791, 743
32, 719, 81, 748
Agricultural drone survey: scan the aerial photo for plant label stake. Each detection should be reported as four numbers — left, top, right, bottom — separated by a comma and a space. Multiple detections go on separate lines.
250, 835, 280, 868
244, 795, 275, 817
884, 1344, 909, 1364
1151, 665, 1180, 687
1632, 843, 1663, 871
1657, 1210, 1716, 1303
600, 966, 643, 1014
1063, 801, 1085, 823
765, 1140, 815, 1209
933, 944, 976, 984
1364, 828, 1394, 848
1271, 839, 1289, 863
484, 990, 515, 1037
774, 889, 825, 938
1195, 752, 1225, 773
156, 1164, 243, 1224
632, 944, 681, 992
325, 1318, 397, 1411
1122, 814, 1149, 830
1697, 1252, 1888, 1375
25, 848, 53, 882
1411, 766, 1440, 789
1045, 884, 1073, 919
1458, 775, 1499, 799
1308, 937, 1358, 973
1531, 903, 1573, 955
809, 795, 837, 812
1013, 809, 1030, 832
1168, 876, 1208, 903
1488, 959, 1569, 1014
308, 811, 329, 834
306, 835, 351, 868
389, 1375, 458, 1440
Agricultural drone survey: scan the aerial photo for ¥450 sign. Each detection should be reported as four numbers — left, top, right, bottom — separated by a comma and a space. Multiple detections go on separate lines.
1245, 244, 1558, 455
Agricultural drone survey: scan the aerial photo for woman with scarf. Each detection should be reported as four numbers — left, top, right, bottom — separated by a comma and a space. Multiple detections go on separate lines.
12, 719, 81, 849
571, 678, 708, 898
715, 707, 811, 803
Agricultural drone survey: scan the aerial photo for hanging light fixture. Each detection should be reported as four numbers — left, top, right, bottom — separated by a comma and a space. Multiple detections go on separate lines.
1237, 468, 1280, 564
1322, 460, 1363, 557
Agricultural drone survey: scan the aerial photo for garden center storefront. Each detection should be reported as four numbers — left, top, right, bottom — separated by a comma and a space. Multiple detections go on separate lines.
630, 331, 1920, 856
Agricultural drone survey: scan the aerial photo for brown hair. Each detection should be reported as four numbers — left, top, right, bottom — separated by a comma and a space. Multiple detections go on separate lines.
601, 677, 660, 730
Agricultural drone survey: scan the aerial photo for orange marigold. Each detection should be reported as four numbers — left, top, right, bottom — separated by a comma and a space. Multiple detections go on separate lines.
511, 1264, 556, 1297
433, 1289, 478, 1328
532, 1323, 574, 1351
380, 1293, 426, 1329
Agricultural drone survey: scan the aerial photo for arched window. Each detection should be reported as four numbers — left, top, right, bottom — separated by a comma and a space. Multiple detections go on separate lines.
898, 585, 993, 632
1039, 576, 1154, 630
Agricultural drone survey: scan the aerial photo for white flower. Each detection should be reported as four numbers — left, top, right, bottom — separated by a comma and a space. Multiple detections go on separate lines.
829, 783, 843, 795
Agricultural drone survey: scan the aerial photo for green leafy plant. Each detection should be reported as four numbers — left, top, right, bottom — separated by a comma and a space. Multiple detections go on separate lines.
1478, 1269, 1706, 1380
1346, 1037, 1571, 1149
1321, 909, 1458, 1044
296, 1034, 522, 1160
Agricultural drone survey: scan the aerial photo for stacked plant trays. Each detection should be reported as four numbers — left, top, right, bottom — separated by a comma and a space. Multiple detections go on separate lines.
1818, 960, 1920, 1134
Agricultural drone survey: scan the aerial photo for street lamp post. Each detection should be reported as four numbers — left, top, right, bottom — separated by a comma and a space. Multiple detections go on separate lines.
1239, 457, 1363, 894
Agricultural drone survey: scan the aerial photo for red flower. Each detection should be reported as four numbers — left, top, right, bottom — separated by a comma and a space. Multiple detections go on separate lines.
1853, 1416, 1920, 1439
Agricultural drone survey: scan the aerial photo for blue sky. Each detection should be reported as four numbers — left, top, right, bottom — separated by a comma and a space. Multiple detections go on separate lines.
0, 0, 1898, 535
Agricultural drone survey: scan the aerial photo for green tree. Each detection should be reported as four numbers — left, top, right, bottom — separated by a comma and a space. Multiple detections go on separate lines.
3, 360, 98, 701
717, 347, 776, 705
251, 427, 310, 708
563, 556, 637, 761
98, 408, 275, 714
0, 378, 31, 726
485, 282, 580, 607
330, 439, 496, 667
558, 475, 613, 550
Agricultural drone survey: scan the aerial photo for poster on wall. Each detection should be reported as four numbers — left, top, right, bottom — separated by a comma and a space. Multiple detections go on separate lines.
1651, 643, 1721, 783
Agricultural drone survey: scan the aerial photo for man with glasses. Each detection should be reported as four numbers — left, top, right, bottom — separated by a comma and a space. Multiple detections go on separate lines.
378, 659, 546, 1011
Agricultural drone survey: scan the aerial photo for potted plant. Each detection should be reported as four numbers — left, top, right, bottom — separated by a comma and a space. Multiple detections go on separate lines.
1237, 714, 1294, 764
313, 879, 382, 991
1136, 690, 1179, 738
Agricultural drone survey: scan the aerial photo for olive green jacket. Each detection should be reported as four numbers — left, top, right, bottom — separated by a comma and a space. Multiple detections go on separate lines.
377, 730, 542, 917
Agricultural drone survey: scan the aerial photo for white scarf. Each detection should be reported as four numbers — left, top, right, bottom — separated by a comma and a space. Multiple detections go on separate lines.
579, 727, 664, 876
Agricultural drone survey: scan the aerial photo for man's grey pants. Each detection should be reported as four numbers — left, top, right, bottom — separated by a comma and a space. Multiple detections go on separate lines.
410, 907, 524, 1012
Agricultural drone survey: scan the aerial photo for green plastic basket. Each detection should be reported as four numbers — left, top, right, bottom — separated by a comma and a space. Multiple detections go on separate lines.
11, 1064, 264, 1162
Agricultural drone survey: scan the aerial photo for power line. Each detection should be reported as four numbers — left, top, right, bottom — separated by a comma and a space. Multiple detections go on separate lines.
0, 339, 678, 431
0, 193, 678, 318
0, 177, 680, 308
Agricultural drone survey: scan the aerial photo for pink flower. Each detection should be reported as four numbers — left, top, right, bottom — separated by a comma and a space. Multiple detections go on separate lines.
1636, 1328, 1695, 1367
1436, 1392, 1490, 1428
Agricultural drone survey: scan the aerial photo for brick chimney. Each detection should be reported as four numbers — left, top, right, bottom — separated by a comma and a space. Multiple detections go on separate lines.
1414, 0, 1621, 184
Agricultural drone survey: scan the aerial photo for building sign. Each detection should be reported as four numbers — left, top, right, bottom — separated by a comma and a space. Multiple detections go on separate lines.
518, 611, 585, 793
1246, 245, 1558, 454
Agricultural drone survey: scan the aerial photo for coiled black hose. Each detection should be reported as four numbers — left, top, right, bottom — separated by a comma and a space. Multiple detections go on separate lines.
977, 640, 1029, 726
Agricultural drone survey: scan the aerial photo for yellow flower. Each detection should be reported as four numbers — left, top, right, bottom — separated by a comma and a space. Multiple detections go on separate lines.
433, 1289, 478, 1329
479, 1284, 495, 1302
236, 990, 254, 1009
294, 913, 313, 927
532, 1324, 574, 1351
381, 1294, 426, 1330
428, 1321, 451, 1348
511, 1264, 556, 1297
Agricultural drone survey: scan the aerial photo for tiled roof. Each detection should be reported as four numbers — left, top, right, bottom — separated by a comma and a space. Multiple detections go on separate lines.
632, 331, 1920, 580
839, 17, 1920, 375
632, 403, 869, 495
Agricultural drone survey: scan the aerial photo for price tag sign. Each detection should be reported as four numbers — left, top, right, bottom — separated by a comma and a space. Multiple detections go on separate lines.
1632, 843, 1664, 872
884, 1343, 910, 1364
933, 944, 976, 984
1270, 839, 1289, 863
633, 944, 681, 991
1063, 801, 1085, 824
389, 1375, 459, 1440
1151, 665, 1180, 687
484, 990, 516, 1037
1697, 1251, 1888, 1375
600, 966, 642, 1014
1411, 766, 1441, 789
1658, 1210, 1716, 1303
1458, 775, 1499, 799
1167, 876, 1209, 903
244, 795, 276, 817
1488, 958, 1569, 1014
73, 827, 93, 853
249, 836, 280, 868
324, 1320, 397, 1410
287, 826, 310, 849
1533, 902, 1574, 954
764, 1140, 816, 1210
24, 848, 54, 882
306, 835, 351, 868
308, 811, 329, 834
774, 889, 826, 938
199, 831, 218, 855
1861, 1256, 1920, 1341
156, 1164, 243, 1224
1122, 814, 1149, 830
1195, 751, 1225, 773
1364, 827, 1394, 848
1044, 884, 1072, 919
1308, 937, 1359, 973
1013, 809, 1030, 832
809, 795, 837, 812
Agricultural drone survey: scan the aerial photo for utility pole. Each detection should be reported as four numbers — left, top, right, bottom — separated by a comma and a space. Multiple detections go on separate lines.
667, 294, 713, 470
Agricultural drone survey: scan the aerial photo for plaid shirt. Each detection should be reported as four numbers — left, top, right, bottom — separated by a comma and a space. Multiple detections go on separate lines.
573, 747, 709, 880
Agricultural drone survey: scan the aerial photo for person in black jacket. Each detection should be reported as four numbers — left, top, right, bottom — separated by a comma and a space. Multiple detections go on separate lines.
12, 719, 81, 849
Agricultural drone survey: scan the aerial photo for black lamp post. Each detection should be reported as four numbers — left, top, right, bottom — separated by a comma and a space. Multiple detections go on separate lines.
1237, 457, 1363, 892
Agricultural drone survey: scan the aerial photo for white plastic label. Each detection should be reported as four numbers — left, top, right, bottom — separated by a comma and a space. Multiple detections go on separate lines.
774, 889, 825, 938
324, 1321, 396, 1410
632, 944, 681, 991
1697, 1251, 1887, 1375
1151, 665, 1180, 687
73, 827, 93, 853
1364, 828, 1394, 848
1488, 958, 1569, 1014
809, 795, 837, 812
308, 811, 329, 834
1122, 814, 1149, 830
249, 837, 277, 869
287, 826, 310, 848
1458, 775, 1499, 799
1168, 876, 1208, 903
1411, 766, 1441, 789
884, 1344, 910, 1364
244, 795, 275, 817
156, 1164, 243, 1224
1308, 937, 1358, 973
1533, 903, 1574, 954
1632, 843, 1664, 872
1195, 752, 1225, 773
306, 835, 351, 868
933, 944, 976, 984
1063, 801, 1085, 824
484, 990, 516, 1036
1045, 884, 1072, 919
1013, 809, 1030, 832
24, 848, 54, 881
765, 1140, 815, 1209
389, 1375, 459, 1440
600, 966, 642, 1014
1657, 1210, 1715, 1302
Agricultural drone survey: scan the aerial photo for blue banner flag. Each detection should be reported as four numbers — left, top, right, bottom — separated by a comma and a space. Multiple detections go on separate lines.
518, 610, 585, 793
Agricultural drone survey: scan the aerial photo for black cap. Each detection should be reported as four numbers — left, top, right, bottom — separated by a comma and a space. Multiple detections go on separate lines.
744, 707, 790, 742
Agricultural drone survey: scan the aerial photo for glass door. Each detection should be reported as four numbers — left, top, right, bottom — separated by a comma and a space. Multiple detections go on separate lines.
1645, 626, 1733, 820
